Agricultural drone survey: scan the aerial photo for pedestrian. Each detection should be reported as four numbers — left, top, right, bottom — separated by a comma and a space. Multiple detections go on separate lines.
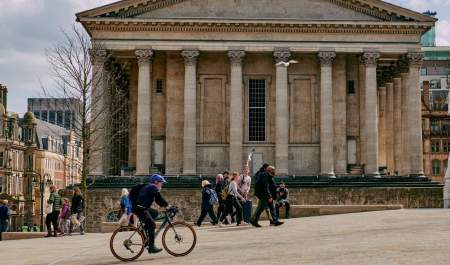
239, 165, 252, 223
0, 199, 10, 233
59, 198, 70, 235
225, 172, 245, 226
275, 182, 290, 219
214, 174, 227, 223
250, 166, 284, 227
46, 185, 62, 237
69, 187, 84, 235
196, 180, 219, 226
119, 188, 132, 226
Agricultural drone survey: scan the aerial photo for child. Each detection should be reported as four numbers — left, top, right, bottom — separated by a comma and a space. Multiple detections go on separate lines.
196, 180, 218, 227
59, 198, 70, 235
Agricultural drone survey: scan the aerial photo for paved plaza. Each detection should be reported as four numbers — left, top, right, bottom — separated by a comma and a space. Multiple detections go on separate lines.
2, 209, 450, 265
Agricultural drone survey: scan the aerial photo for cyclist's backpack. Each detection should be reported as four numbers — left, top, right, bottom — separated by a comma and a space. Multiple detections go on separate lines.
208, 188, 219, 205
129, 183, 147, 212
220, 183, 230, 200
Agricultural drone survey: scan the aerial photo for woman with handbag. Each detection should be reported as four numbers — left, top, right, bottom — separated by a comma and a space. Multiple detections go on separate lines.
69, 187, 84, 235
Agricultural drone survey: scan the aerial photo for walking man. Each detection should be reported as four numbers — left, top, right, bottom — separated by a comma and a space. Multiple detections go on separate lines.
46, 185, 62, 237
0, 200, 10, 234
250, 166, 284, 227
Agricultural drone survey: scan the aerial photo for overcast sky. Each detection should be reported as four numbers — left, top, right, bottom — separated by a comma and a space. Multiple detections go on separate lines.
1, 0, 449, 115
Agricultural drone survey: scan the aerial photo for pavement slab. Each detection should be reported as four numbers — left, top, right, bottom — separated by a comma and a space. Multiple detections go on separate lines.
1, 209, 450, 265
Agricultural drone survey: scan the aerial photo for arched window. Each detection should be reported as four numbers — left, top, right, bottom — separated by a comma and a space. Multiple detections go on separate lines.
444, 160, 448, 175
432, 159, 441, 175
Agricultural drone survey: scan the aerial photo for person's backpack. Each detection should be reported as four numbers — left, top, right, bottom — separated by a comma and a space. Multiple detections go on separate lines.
220, 184, 230, 200
129, 184, 147, 212
208, 188, 219, 205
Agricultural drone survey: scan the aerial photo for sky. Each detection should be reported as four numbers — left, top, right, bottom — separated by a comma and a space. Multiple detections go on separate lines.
0, 0, 449, 115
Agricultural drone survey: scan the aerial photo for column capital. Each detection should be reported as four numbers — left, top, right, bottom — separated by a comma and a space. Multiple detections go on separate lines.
181, 50, 200, 66
407, 52, 424, 68
89, 48, 108, 65
274, 48, 291, 64
135, 49, 154, 65
318, 51, 336, 67
362, 52, 380, 67
227, 50, 246, 66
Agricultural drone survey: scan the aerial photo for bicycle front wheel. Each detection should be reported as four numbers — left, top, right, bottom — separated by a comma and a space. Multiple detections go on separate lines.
110, 226, 146, 262
162, 221, 197, 257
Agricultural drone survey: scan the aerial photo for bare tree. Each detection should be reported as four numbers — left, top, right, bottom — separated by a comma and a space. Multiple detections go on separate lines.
41, 25, 130, 210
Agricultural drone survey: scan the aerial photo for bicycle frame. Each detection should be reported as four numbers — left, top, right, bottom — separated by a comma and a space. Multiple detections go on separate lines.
128, 211, 176, 246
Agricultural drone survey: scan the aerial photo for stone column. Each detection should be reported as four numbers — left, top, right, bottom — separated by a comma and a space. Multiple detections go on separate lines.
135, 49, 154, 175
393, 73, 403, 174
318, 51, 336, 176
362, 52, 380, 176
359, 59, 366, 166
89, 48, 108, 175
333, 55, 347, 174
274, 49, 291, 175
407, 52, 425, 177
228, 50, 246, 173
181, 50, 200, 175
399, 61, 410, 175
385, 79, 395, 173
378, 85, 387, 167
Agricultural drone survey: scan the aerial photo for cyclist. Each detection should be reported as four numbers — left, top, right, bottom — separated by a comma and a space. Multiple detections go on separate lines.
135, 174, 169, 254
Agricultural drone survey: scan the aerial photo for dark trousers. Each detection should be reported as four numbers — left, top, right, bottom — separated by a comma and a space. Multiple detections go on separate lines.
45, 210, 60, 232
222, 196, 243, 224
219, 196, 235, 223
276, 201, 290, 219
135, 208, 158, 246
196, 207, 218, 226
251, 199, 279, 224
216, 198, 225, 221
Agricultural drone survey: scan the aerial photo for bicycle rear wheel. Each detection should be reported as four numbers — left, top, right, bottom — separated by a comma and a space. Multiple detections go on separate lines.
110, 226, 146, 262
162, 221, 197, 257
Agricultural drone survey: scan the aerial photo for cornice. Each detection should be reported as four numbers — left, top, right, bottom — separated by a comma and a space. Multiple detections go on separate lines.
83, 20, 429, 35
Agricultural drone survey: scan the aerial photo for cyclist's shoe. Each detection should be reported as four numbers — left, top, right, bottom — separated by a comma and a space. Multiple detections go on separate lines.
148, 245, 163, 254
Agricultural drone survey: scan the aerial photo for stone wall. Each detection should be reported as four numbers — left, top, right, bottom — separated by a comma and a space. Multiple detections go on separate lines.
84, 186, 442, 232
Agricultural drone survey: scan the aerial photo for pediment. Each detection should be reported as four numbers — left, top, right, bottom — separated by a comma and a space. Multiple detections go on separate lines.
77, 0, 437, 22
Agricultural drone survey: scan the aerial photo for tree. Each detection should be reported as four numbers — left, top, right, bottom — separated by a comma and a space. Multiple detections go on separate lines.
42, 25, 130, 212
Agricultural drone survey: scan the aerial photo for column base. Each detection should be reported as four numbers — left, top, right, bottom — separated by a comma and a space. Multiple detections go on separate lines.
444, 199, 450, 209
365, 173, 381, 178
182, 170, 196, 176
135, 172, 150, 176
320, 172, 336, 178
409, 173, 426, 178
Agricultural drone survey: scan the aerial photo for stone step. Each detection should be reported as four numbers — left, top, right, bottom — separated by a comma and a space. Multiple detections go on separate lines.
0, 232, 47, 241
260, 204, 403, 220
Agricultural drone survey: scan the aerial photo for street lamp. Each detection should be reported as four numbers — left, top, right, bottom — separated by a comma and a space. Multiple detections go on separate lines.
32, 172, 52, 232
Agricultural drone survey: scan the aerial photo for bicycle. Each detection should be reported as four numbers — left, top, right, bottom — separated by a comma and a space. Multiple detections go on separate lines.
110, 206, 197, 262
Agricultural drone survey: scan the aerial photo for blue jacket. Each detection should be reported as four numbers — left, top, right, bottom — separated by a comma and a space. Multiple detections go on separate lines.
136, 184, 169, 209
120, 196, 132, 215
201, 186, 214, 210
0, 205, 9, 220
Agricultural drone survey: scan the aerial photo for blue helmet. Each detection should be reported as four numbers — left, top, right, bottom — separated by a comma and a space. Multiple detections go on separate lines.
150, 174, 167, 184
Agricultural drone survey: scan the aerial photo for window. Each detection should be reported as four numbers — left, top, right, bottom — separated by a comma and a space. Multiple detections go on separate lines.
57, 111, 63, 126
431, 140, 440, 153
248, 79, 266, 142
444, 141, 450, 153
430, 119, 440, 134
156, 79, 164, 94
64, 111, 72, 129
49, 111, 56, 123
347, 80, 355, 94
421, 68, 427, 76
33, 111, 40, 119
445, 160, 449, 175
0, 152, 3, 168
432, 160, 441, 175
41, 111, 48, 122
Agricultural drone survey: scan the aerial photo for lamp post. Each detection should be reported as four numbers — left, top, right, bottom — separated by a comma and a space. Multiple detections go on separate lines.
33, 172, 52, 232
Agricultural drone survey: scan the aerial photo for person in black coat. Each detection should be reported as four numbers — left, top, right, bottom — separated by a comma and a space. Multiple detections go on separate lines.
250, 166, 283, 227
69, 187, 84, 235
196, 180, 218, 226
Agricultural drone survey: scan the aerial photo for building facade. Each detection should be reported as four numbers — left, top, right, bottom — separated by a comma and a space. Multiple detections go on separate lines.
421, 47, 450, 183
78, 0, 435, 177
28, 98, 82, 132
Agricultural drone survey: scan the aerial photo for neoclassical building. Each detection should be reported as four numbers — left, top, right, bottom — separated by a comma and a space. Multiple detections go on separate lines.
77, 0, 435, 177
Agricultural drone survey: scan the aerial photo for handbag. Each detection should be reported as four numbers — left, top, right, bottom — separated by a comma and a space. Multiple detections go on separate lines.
45, 203, 53, 214
70, 214, 80, 227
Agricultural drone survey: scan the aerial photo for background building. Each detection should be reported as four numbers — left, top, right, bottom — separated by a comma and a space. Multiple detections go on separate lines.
421, 48, 450, 183
28, 98, 81, 132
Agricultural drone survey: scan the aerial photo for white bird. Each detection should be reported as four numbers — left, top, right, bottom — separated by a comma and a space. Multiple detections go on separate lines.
275, 60, 299, 67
